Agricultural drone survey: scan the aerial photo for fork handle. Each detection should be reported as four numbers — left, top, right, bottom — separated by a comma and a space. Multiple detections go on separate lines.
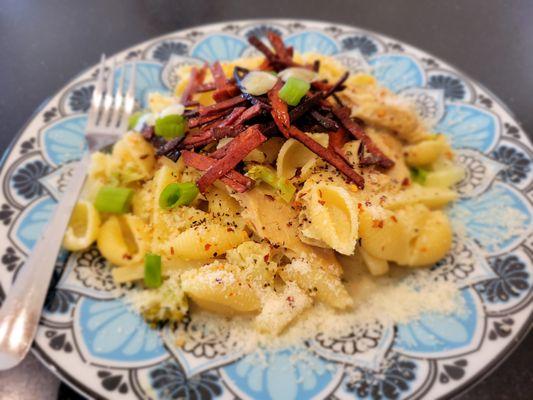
0, 153, 90, 370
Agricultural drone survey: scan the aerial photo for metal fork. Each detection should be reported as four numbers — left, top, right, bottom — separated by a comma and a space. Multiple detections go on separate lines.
0, 55, 136, 370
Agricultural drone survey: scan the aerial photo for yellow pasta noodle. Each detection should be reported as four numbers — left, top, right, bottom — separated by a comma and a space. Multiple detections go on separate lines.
97, 214, 150, 266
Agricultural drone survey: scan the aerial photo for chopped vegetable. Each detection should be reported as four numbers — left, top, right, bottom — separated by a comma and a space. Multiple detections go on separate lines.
241, 71, 278, 95
159, 104, 185, 118
410, 167, 429, 185
155, 114, 187, 139
278, 77, 310, 106
129, 272, 188, 322
128, 110, 145, 130
158, 182, 199, 209
246, 165, 296, 202
278, 67, 317, 83
94, 186, 134, 214
144, 253, 162, 288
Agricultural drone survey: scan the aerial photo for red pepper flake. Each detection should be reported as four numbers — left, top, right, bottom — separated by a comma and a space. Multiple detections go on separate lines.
402, 177, 411, 186
227, 227, 235, 232
318, 200, 326, 206
122, 254, 132, 260
264, 254, 270, 262
390, 215, 398, 223
264, 194, 275, 201
357, 203, 363, 210
139, 154, 149, 160
365, 201, 372, 207
204, 243, 212, 251
170, 246, 175, 255
372, 220, 384, 229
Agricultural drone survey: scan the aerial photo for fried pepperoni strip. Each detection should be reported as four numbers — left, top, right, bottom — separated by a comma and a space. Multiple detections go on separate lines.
187, 108, 233, 128
233, 103, 264, 126
332, 107, 395, 169
310, 110, 339, 130
323, 71, 349, 98
262, 92, 323, 136
268, 81, 291, 137
180, 65, 207, 103
212, 84, 241, 102
327, 128, 352, 164
182, 107, 247, 148
198, 95, 247, 116
181, 151, 252, 192
288, 126, 364, 188
267, 31, 292, 63
196, 126, 267, 192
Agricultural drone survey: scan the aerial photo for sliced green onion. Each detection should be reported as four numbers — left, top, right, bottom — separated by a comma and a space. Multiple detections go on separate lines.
241, 71, 278, 96
159, 182, 199, 209
94, 186, 134, 213
410, 167, 429, 185
144, 253, 162, 288
128, 110, 145, 130
278, 77, 310, 106
246, 165, 296, 202
155, 114, 186, 139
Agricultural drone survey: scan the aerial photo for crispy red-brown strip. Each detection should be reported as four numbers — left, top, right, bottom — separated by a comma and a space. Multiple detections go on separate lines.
180, 65, 207, 103
268, 81, 291, 137
195, 82, 217, 93
181, 151, 252, 192
311, 111, 339, 130
198, 95, 247, 116
183, 107, 246, 148
187, 108, 233, 128
233, 103, 264, 126
289, 126, 365, 188
332, 107, 395, 169
210, 61, 227, 89
324, 72, 349, 98
196, 126, 267, 192
212, 84, 241, 102
328, 128, 352, 164
267, 31, 292, 63
248, 36, 277, 60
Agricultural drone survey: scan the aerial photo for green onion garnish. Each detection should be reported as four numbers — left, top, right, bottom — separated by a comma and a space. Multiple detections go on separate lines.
144, 253, 162, 288
246, 165, 296, 202
155, 114, 186, 139
128, 110, 145, 130
278, 77, 310, 106
159, 182, 199, 209
94, 186, 134, 213
410, 167, 429, 185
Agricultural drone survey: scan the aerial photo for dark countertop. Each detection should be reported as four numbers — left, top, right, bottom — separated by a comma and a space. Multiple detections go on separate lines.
0, 1, 531, 399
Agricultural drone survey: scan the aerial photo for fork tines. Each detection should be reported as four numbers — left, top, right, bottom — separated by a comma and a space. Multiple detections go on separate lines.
86, 54, 137, 135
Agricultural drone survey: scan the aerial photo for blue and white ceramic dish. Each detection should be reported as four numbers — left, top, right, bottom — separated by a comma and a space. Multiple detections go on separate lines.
0, 20, 531, 400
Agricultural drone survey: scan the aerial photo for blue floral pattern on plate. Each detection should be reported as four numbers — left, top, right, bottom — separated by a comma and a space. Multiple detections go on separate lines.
436, 103, 500, 152
74, 298, 167, 367
0, 20, 530, 400
369, 54, 425, 92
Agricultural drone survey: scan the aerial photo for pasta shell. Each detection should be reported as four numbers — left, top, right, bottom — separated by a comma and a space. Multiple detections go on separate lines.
97, 214, 149, 266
